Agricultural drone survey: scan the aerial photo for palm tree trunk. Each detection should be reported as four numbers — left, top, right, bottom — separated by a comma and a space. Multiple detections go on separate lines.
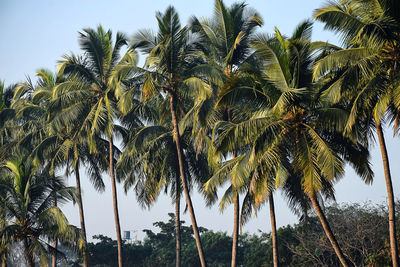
228, 108, 239, 267
231, 194, 239, 267
308, 192, 349, 267
23, 238, 34, 267
169, 94, 207, 267
74, 160, 89, 267
269, 194, 279, 267
109, 137, 123, 267
175, 176, 181, 267
52, 239, 57, 267
376, 122, 399, 267
52, 197, 58, 267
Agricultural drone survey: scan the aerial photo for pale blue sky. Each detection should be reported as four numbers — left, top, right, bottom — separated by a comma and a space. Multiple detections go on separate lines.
1, 0, 399, 241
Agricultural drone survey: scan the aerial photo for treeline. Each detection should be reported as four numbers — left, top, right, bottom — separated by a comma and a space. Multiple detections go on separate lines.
81, 202, 396, 266
1, 0, 400, 266
4, 202, 396, 266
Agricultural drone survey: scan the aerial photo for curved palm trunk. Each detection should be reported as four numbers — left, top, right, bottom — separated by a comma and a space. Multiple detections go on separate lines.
23, 238, 34, 267
109, 137, 123, 267
169, 94, 207, 267
175, 177, 181, 267
231, 194, 239, 267
269, 194, 279, 267
74, 161, 89, 267
308, 192, 349, 267
376, 122, 399, 267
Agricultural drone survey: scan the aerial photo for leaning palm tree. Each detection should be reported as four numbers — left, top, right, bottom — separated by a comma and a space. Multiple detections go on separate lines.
56, 26, 137, 267
211, 21, 373, 267
189, 2, 262, 265
313, 1, 400, 264
250, 24, 374, 267
207, 20, 316, 267
131, 6, 211, 267
0, 156, 78, 267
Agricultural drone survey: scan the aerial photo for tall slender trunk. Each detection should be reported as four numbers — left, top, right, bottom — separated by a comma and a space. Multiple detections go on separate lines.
1, 257, 5, 267
169, 94, 207, 267
175, 176, 181, 267
52, 197, 58, 267
231, 194, 239, 267
228, 109, 239, 267
308, 192, 349, 267
376, 122, 399, 267
269, 194, 279, 267
23, 238, 34, 267
109, 137, 123, 267
74, 160, 88, 267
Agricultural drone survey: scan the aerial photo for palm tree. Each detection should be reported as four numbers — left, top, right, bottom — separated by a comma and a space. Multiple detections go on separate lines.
313, 1, 400, 264
117, 96, 209, 267
0, 156, 78, 267
207, 20, 316, 267
189, 2, 262, 265
34, 70, 111, 267
5, 69, 106, 267
210, 20, 373, 267
131, 6, 211, 266
6, 71, 64, 267
33, 124, 109, 267
253, 23, 375, 267
56, 26, 137, 267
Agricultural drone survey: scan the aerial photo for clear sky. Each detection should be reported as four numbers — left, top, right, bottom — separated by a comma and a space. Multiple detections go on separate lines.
1, 0, 400, 241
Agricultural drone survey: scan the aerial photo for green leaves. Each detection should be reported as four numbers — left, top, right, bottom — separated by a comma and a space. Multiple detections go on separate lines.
313, 47, 374, 80
0, 156, 78, 262
313, 0, 365, 44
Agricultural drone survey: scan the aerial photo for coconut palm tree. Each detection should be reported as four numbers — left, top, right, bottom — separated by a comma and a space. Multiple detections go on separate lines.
251, 23, 375, 267
55, 25, 137, 267
117, 96, 210, 267
206, 20, 316, 267
21, 70, 63, 267
130, 6, 212, 266
7, 71, 64, 267
189, 2, 262, 265
32, 125, 109, 267
209, 20, 373, 267
313, 1, 400, 264
30, 70, 111, 267
0, 156, 78, 267
10, 69, 106, 267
